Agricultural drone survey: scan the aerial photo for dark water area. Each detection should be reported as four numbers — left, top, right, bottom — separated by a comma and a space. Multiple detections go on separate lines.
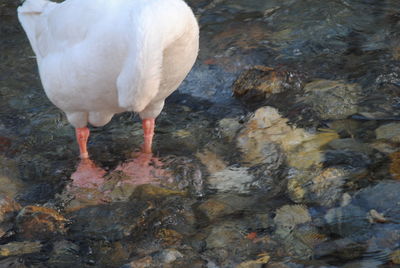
2, 0, 400, 267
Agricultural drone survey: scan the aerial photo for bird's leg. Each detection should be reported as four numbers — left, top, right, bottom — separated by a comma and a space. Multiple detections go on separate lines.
75, 127, 90, 159
142, 118, 155, 154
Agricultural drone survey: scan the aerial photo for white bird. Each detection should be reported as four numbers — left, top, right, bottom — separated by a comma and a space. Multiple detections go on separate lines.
18, 0, 199, 158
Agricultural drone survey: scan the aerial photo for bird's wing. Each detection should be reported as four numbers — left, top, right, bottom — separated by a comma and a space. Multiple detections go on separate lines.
18, 0, 101, 58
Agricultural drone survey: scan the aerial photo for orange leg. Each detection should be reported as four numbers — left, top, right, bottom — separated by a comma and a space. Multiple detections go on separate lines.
142, 118, 155, 154
75, 127, 90, 159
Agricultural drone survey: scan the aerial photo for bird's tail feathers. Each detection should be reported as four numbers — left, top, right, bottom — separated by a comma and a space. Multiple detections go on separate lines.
117, 9, 163, 112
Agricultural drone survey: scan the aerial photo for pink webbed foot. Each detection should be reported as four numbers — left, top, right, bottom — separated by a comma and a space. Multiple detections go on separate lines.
70, 158, 106, 188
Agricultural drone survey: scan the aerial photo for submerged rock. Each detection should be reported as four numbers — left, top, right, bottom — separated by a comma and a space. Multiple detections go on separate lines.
287, 167, 355, 207
236, 254, 270, 268
274, 204, 311, 237
352, 181, 400, 221
68, 201, 149, 241
16, 206, 67, 240
47, 240, 81, 268
233, 66, 304, 106
324, 204, 370, 239
0, 195, 21, 238
302, 79, 361, 120
207, 166, 255, 194
0, 241, 42, 257
237, 106, 338, 169
0, 156, 24, 199
273, 205, 318, 259
196, 194, 257, 222
375, 123, 400, 143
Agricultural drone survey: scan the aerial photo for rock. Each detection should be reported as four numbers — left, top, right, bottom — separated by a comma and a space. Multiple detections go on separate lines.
155, 228, 184, 246
47, 240, 81, 268
233, 66, 304, 106
375, 123, 400, 142
0, 156, 24, 199
196, 194, 256, 221
0, 257, 28, 268
121, 256, 153, 268
68, 201, 149, 241
0, 195, 21, 239
237, 106, 338, 169
352, 181, 400, 221
218, 118, 243, 141
391, 249, 400, 264
274, 204, 311, 238
196, 149, 227, 174
0, 241, 42, 257
204, 221, 257, 265
327, 138, 373, 155
303, 80, 361, 120
155, 248, 183, 264
324, 204, 369, 239
16, 206, 67, 240
132, 184, 186, 200
207, 166, 256, 194
370, 140, 398, 154
287, 167, 354, 207
236, 254, 270, 268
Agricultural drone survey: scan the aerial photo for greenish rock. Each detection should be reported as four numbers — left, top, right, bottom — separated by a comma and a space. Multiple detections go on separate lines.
218, 117, 243, 141
375, 123, 400, 143
303, 80, 361, 120
328, 138, 373, 155
0, 156, 24, 199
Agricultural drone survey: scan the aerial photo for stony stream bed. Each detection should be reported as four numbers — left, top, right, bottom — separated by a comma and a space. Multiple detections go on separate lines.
2, 0, 400, 267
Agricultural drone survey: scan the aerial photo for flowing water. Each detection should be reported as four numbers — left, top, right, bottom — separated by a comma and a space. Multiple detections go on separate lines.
1, 0, 400, 267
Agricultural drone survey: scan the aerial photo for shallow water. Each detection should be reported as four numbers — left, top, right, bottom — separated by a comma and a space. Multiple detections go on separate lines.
2, 0, 400, 267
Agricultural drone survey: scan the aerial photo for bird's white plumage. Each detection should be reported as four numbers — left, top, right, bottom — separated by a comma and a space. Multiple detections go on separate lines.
18, 0, 199, 128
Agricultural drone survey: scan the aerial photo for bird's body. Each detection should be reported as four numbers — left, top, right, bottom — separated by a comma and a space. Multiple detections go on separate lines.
18, 0, 199, 156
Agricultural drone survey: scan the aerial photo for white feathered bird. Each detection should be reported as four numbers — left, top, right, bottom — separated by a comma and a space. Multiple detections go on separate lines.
18, 0, 199, 158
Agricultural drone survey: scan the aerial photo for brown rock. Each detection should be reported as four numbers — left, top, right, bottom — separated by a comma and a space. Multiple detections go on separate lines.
233, 66, 304, 105
16, 206, 67, 240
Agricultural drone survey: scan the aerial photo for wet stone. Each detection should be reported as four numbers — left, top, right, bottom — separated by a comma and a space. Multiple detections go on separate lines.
352, 181, 400, 221
204, 221, 258, 265
0, 156, 24, 199
47, 240, 81, 268
0, 241, 42, 257
303, 80, 361, 120
287, 167, 353, 207
0, 195, 21, 239
217, 117, 243, 142
274, 204, 311, 237
16, 206, 67, 241
236, 254, 270, 268
196, 194, 256, 222
324, 204, 370, 239
207, 166, 256, 194
233, 66, 305, 107
375, 122, 400, 143
0, 257, 28, 268
67, 200, 149, 241
237, 106, 338, 170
